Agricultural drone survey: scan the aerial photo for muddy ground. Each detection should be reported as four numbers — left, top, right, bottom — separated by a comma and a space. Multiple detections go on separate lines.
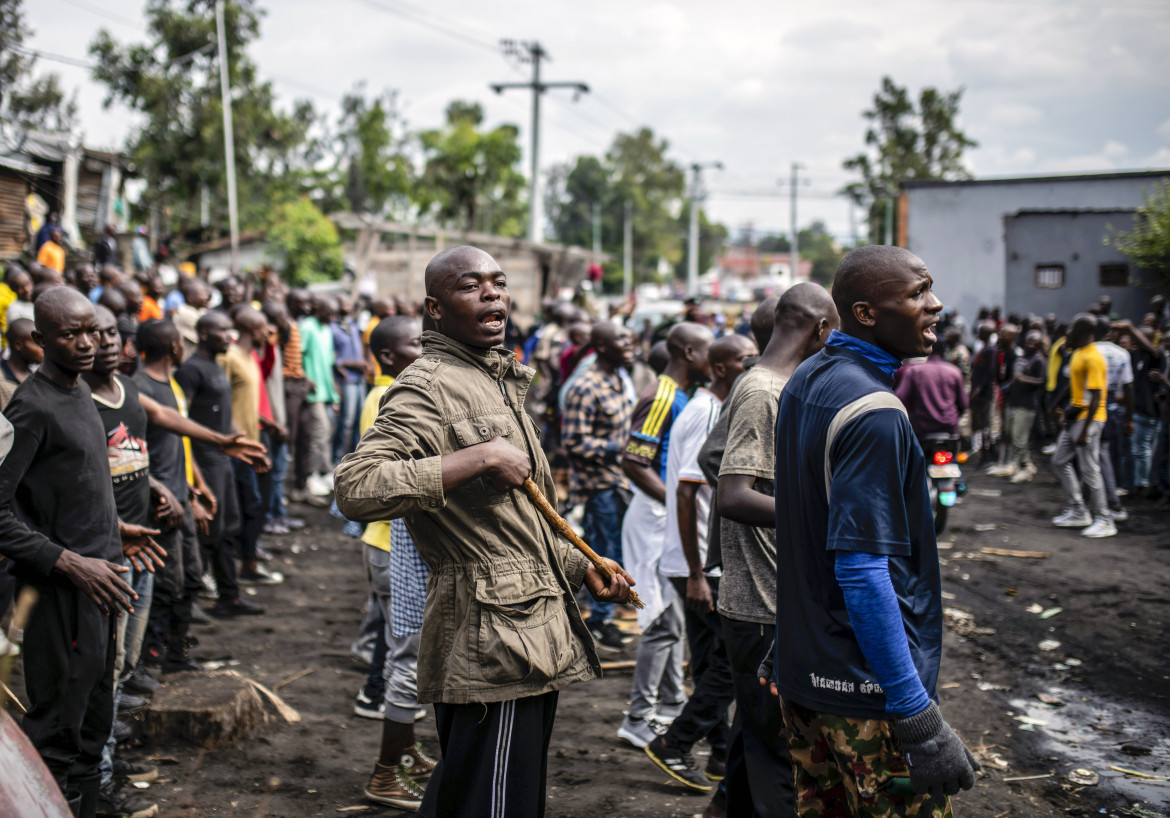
8, 466, 1169, 817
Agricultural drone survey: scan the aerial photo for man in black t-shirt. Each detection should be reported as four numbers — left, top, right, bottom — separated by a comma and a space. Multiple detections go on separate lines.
1002, 330, 1048, 483
175, 312, 264, 617
0, 288, 138, 813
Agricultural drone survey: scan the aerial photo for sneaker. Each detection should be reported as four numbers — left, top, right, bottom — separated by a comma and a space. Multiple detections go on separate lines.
122, 666, 160, 696
1009, 465, 1036, 484
209, 598, 265, 617
161, 636, 203, 674
0, 630, 18, 657
262, 519, 290, 535
96, 779, 158, 818
1052, 508, 1092, 527
112, 757, 159, 784
307, 473, 332, 497
282, 516, 307, 530
117, 692, 149, 713
588, 620, 626, 653
415, 707, 428, 722
617, 715, 668, 749
986, 463, 1015, 477
199, 572, 218, 600
1041, 443, 1057, 456
705, 753, 726, 781
354, 689, 385, 720
255, 544, 277, 561
111, 719, 133, 744
239, 565, 284, 585
364, 762, 424, 810
644, 736, 715, 792
1108, 507, 1128, 522
400, 743, 438, 780
1082, 517, 1118, 538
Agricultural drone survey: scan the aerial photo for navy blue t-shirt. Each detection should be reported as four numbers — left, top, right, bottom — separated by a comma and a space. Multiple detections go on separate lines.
773, 342, 942, 719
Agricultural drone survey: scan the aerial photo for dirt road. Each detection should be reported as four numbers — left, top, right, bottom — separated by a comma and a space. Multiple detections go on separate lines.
12, 466, 1166, 816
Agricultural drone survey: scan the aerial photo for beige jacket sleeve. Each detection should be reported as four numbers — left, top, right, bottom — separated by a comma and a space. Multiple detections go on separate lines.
334, 381, 447, 523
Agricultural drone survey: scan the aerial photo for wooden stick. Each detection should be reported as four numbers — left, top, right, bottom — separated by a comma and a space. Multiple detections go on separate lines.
523, 479, 644, 609
273, 668, 313, 692
1, 681, 26, 714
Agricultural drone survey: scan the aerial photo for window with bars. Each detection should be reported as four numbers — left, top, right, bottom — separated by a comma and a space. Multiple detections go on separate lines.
1099, 263, 1128, 287
1035, 264, 1065, 289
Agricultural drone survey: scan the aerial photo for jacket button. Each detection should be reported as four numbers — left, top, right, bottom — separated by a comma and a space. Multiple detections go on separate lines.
480, 427, 489, 437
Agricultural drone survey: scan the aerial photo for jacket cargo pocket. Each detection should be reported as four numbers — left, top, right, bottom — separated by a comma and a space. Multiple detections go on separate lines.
472, 574, 578, 685
450, 416, 520, 507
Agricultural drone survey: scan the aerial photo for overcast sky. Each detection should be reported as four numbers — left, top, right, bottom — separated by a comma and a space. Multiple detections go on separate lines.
24, 0, 1170, 245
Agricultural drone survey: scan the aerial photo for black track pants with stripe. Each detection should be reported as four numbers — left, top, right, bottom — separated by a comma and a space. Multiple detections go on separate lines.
420, 691, 558, 818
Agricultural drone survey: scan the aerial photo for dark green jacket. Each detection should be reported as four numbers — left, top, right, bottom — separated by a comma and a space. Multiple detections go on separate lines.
335, 331, 599, 704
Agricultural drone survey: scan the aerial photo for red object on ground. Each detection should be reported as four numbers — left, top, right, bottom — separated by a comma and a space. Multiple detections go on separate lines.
0, 707, 73, 817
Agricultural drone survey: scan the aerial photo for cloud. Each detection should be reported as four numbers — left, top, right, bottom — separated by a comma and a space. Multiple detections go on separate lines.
1159, 119, 1170, 141
985, 103, 1043, 129
1104, 140, 1129, 160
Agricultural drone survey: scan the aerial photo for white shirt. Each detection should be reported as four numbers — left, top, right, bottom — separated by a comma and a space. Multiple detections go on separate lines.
1095, 341, 1134, 402
660, 388, 723, 579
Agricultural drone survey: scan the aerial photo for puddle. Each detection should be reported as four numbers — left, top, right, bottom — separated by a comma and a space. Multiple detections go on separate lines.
1008, 683, 1170, 805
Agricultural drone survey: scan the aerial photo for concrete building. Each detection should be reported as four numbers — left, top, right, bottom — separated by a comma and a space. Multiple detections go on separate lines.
901, 170, 1169, 325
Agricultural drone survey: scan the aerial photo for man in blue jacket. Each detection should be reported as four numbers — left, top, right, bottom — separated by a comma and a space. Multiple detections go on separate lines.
769, 245, 979, 815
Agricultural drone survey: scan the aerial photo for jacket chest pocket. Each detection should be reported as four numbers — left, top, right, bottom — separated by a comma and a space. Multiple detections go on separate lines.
450, 416, 522, 507
471, 574, 578, 685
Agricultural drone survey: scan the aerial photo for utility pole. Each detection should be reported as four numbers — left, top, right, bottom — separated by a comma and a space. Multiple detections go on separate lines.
687, 161, 722, 297
491, 41, 588, 245
592, 201, 601, 264
790, 162, 801, 282
215, 0, 239, 273
623, 200, 632, 299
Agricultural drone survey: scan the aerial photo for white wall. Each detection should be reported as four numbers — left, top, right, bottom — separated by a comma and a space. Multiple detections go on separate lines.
905, 173, 1168, 325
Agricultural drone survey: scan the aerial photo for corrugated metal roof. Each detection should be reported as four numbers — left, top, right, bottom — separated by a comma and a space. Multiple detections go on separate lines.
903, 169, 1170, 190
0, 152, 50, 176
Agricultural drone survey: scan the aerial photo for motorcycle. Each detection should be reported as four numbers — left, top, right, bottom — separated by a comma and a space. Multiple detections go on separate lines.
921, 433, 964, 534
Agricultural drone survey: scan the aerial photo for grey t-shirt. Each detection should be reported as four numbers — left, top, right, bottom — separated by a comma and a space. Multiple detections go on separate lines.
717, 365, 788, 624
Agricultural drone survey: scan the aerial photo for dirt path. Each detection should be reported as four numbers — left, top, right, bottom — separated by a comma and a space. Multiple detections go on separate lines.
12, 466, 1166, 817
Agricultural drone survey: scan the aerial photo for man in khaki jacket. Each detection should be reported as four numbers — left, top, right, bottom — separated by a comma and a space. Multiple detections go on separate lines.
336, 245, 632, 818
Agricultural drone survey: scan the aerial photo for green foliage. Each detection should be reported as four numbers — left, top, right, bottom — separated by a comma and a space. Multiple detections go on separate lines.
546, 127, 690, 289
0, 0, 76, 131
416, 101, 526, 235
265, 197, 343, 286
89, 0, 317, 236
798, 221, 848, 287
843, 76, 977, 243
331, 84, 412, 217
1108, 180, 1170, 293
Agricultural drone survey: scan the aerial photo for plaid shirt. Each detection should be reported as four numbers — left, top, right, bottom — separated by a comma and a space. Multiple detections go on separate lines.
562, 364, 635, 508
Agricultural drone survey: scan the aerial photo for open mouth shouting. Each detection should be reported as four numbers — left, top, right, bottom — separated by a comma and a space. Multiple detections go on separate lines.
480, 308, 507, 333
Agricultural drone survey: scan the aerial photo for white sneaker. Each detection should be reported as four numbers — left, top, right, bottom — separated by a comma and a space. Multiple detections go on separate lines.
617, 715, 668, 749
1041, 443, 1057, 456
1009, 465, 1036, 484
306, 473, 332, 497
1052, 508, 1092, 527
0, 630, 17, 657
1082, 517, 1117, 538
985, 463, 1011, 476
1108, 507, 1128, 522
323, 471, 335, 491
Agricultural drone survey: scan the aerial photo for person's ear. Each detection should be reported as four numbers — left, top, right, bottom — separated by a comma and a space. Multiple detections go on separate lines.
377, 348, 395, 370
853, 301, 877, 328
711, 360, 726, 380
31, 330, 44, 348
424, 296, 441, 323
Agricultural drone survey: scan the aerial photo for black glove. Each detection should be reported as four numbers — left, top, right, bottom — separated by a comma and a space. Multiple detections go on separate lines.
893, 703, 980, 804
756, 638, 776, 684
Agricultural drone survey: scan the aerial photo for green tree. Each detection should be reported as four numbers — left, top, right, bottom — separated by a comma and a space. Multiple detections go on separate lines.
90, 0, 316, 236
797, 221, 848, 287
331, 84, 412, 217
265, 197, 343, 286
843, 76, 977, 243
0, 0, 76, 131
416, 101, 526, 235
1107, 180, 1170, 293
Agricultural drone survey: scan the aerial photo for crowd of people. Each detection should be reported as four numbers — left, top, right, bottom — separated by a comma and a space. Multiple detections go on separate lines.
0, 234, 1167, 818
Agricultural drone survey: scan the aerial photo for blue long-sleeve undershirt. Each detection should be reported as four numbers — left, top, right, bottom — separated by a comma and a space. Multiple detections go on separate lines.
834, 551, 931, 718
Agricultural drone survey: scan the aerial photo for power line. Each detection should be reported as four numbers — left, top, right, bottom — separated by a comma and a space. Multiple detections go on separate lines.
12, 46, 96, 70
344, 0, 498, 52
54, 0, 147, 31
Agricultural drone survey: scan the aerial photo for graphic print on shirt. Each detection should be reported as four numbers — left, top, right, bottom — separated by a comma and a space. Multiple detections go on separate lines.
107, 421, 150, 485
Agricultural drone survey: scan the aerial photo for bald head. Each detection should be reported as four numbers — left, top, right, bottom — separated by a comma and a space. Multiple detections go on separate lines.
424, 245, 498, 297
750, 296, 779, 350
98, 287, 127, 316
35, 286, 94, 334
776, 283, 837, 330
7, 317, 35, 346
831, 245, 925, 322
709, 332, 756, 367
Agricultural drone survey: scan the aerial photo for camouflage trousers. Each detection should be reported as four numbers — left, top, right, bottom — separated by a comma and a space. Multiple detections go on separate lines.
780, 697, 953, 818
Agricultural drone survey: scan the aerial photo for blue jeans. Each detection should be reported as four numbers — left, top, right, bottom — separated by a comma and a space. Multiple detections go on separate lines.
1130, 413, 1158, 489
582, 487, 627, 624
264, 433, 289, 521
331, 380, 365, 463
101, 563, 153, 786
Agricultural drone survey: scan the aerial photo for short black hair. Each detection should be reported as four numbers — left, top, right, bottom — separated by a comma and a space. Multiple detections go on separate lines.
137, 319, 181, 362
831, 245, 922, 319
369, 315, 418, 357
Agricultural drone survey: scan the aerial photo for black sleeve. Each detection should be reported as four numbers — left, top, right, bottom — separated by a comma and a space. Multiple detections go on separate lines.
0, 404, 64, 576
174, 360, 199, 401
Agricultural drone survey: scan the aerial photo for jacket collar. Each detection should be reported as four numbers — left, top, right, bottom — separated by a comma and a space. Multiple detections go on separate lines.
422, 330, 524, 379
825, 330, 902, 380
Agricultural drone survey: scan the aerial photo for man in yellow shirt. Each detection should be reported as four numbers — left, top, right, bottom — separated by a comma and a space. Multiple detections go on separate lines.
36, 228, 67, 274
1050, 314, 1115, 537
